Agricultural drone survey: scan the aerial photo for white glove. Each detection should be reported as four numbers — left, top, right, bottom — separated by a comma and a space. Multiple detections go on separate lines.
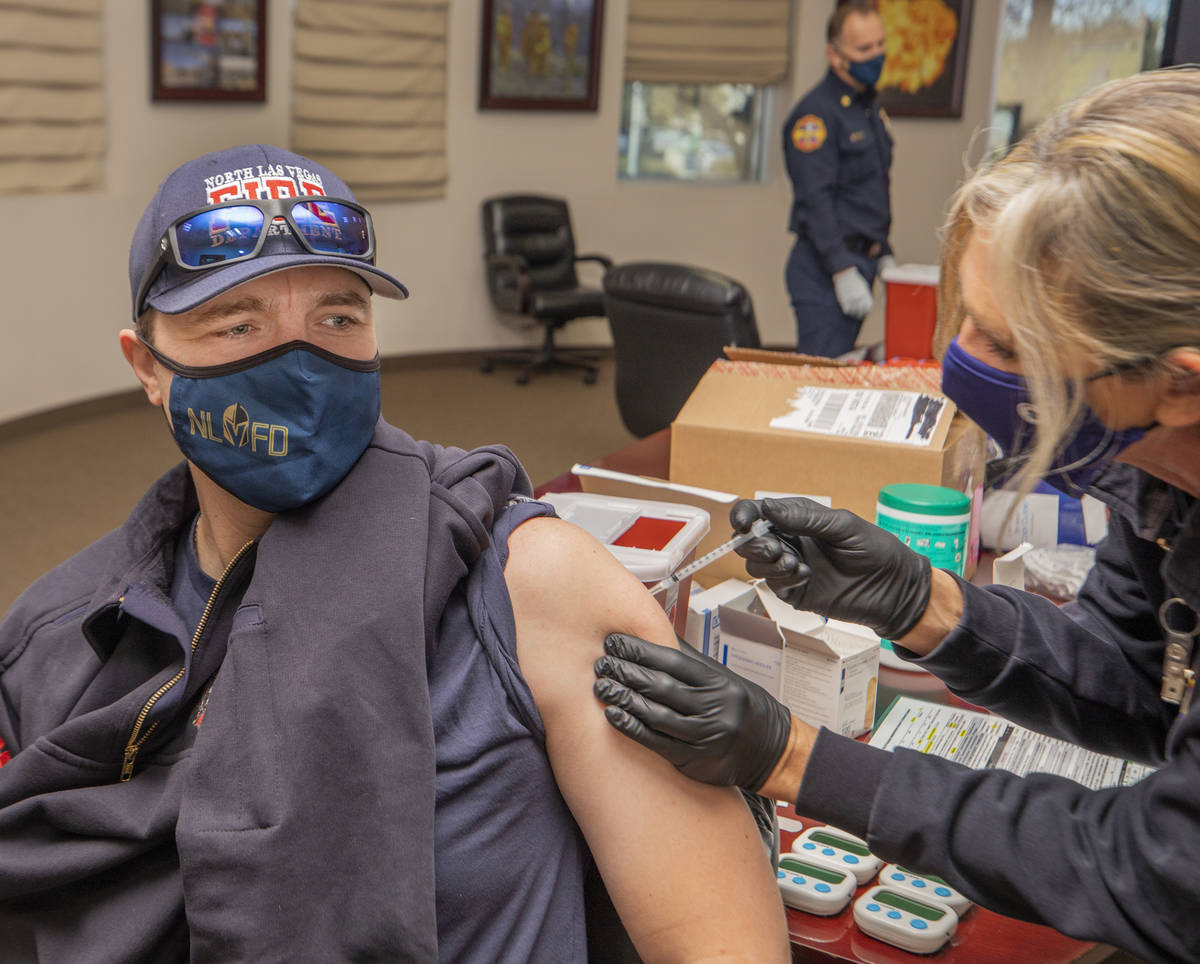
833, 267, 873, 320
877, 254, 897, 279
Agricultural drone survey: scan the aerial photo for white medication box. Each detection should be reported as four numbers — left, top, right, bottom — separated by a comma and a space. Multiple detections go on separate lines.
683, 578, 758, 659
715, 585, 880, 738
541, 492, 710, 637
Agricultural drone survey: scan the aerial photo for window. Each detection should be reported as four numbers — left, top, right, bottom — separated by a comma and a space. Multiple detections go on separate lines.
617, 81, 770, 183
994, 0, 1172, 148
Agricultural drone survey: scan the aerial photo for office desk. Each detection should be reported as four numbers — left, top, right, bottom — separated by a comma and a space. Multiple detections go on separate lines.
536, 428, 1110, 964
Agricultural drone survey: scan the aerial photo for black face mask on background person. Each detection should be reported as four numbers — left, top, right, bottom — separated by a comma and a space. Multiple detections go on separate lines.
844, 51, 885, 87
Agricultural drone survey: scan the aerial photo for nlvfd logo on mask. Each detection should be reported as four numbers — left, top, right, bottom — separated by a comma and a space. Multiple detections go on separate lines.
185, 403, 290, 457
141, 339, 381, 512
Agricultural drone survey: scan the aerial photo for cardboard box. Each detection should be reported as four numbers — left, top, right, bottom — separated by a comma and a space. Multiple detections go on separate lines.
714, 583, 880, 739
669, 352, 987, 577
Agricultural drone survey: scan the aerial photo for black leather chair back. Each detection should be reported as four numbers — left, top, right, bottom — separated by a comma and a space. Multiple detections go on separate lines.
603, 262, 762, 438
482, 195, 579, 293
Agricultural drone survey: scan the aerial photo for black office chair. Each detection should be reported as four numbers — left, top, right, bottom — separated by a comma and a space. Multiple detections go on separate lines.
602, 262, 762, 437
481, 194, 613, 385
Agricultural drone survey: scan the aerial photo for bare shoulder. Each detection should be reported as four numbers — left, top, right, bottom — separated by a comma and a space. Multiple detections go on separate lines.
504, 515, 612, 590
505, 515, 675, 655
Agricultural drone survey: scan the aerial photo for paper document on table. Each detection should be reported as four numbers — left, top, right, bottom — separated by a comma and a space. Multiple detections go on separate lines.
870, 696, 1155, 789
769, 387, 948, 446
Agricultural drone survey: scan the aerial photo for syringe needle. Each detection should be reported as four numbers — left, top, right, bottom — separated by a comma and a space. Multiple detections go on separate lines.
647, 518, 771, 598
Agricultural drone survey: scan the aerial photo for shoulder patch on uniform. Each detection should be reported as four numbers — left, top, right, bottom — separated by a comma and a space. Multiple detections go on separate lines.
791, 114, 827, 153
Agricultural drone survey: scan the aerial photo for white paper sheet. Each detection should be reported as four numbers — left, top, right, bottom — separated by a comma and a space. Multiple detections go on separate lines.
869, 696, 1154, 789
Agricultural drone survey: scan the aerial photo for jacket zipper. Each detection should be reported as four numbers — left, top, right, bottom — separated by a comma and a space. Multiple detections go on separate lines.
119, 540, 255, 782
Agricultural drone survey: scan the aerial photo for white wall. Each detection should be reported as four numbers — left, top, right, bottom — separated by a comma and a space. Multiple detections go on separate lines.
0, 0, 1000, 425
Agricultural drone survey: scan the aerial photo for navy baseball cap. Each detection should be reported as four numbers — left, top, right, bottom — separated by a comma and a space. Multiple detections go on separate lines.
129, 144, 408, 321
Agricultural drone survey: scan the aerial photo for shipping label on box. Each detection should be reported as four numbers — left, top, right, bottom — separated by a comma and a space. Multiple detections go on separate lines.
769, 387, 950, 447
716, 585, 880, 739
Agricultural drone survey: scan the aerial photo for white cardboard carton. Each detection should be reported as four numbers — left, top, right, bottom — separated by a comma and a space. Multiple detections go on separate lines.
684, 578, 759, 659
716, 584, 880, 739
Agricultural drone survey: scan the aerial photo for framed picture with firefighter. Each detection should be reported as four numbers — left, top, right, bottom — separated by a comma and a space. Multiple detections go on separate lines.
834, 0, 973, 117
479, 0, 605, 111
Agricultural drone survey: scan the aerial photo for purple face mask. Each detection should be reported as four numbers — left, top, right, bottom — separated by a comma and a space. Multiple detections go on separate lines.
941, 337, 1146, 496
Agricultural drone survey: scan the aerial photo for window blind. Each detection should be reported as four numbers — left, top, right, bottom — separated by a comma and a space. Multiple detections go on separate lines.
291, 0, 449, 202
0, 0, 104, 194
624, 0, 792, 86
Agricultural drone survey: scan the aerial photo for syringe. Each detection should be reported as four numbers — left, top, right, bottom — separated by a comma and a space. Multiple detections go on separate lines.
647, 518, 772, 598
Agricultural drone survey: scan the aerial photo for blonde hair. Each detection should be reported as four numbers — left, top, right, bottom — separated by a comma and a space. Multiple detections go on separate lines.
936, 66, 1200, 492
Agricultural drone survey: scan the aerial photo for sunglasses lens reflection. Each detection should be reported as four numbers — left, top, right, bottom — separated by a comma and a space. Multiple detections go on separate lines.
176, 206, 266, 266
290, 201, 371, 256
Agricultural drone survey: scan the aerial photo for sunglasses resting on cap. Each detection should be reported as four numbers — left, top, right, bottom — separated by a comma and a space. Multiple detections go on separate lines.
133, 196, 377, 318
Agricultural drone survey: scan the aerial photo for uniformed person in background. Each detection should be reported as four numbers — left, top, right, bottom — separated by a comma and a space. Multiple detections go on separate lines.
783, 0, 895, 357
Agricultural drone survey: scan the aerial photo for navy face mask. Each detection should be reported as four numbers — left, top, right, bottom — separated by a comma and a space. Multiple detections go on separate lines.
143, 339, 381, 512
846, 52, 885, 87
941, 336, 1146, 496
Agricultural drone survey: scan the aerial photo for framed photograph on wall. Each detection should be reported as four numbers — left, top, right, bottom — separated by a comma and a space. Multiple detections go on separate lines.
856, 0, 973, 117
151, 0, 266, 102
479, 0, 605, 111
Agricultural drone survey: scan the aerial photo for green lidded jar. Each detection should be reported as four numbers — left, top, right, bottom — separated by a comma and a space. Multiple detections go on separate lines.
875, 483, 971, 579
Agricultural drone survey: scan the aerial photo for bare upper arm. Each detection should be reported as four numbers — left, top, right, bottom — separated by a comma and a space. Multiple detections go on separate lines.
505, 516, 789, 963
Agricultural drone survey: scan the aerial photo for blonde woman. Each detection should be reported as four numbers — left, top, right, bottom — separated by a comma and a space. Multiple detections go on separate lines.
594, 66, 1200, 962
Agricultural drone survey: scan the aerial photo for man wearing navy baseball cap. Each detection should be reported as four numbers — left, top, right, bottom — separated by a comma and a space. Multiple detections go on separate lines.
0, 145, 788, 961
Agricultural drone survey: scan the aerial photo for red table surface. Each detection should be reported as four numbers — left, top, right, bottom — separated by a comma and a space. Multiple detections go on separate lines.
535, 428, 1108, 963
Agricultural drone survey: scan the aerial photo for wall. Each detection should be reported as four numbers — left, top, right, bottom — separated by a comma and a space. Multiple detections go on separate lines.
0, 0, 1001, 425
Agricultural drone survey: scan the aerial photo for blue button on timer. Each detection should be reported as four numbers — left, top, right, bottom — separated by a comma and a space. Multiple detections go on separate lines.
822, 847, 835, 856
912, 879, 926, 888
802, 842, 816, 851
866, 903, 881, 913
887, 910, 902, 920
776, 870, 785, 879
935, 886, 952, 898
911, 919, 928, 930
815, 882, 831, 893
890, 872, 904, 881
793, 876, 805, 885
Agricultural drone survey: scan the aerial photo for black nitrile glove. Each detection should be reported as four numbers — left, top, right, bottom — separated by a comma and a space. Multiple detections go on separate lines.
592, 633, 791, 792
731, 497, 931, 641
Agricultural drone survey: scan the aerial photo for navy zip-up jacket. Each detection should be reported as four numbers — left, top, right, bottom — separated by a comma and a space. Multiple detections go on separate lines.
797, 460, 1200, 963
0, 420, 535, 962
782, 69, 894, 277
